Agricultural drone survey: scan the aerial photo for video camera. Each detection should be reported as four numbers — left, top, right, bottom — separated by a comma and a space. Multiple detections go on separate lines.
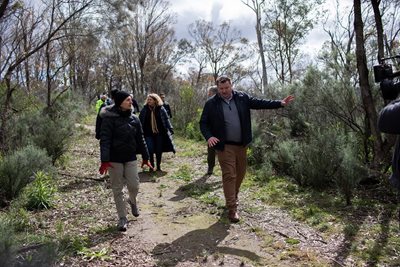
373, 55, 400, 100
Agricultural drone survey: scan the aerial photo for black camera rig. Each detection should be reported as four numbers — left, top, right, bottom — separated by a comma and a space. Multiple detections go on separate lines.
373, 55, 400, 100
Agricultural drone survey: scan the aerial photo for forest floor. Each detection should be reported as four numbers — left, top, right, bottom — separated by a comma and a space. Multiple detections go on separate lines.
10, 122, 400, 266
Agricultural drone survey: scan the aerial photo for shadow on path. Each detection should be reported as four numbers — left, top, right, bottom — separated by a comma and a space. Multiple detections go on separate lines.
139, 170, 167, 183
169, 174, 221, 202
152, 220, 262, 266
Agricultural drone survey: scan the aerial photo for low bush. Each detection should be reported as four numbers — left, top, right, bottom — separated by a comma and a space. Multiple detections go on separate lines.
24, 171, 57, 210
9, 93, 81, 165
269, 128, 365, 203
183, 109, 204, 141
0, 145, 54, 201
0, 219, 15, 267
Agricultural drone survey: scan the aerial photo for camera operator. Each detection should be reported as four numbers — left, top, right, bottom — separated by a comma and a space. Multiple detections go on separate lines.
378, 98, 400, 190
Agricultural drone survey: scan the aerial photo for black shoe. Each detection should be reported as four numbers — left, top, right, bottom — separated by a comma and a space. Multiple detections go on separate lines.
117, 217, 128, 231
206, 167, 213, 175
128, 200, 139, 217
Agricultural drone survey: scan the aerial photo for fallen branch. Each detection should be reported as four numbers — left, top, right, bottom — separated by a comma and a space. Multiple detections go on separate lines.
58, 171, 106, 182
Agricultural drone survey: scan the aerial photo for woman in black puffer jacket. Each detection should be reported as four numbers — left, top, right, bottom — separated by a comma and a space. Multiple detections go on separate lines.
99, 90, 151, 231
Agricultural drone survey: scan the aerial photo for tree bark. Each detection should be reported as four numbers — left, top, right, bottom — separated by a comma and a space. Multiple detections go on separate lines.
0, 0, 9, 21
242, 0, 268, 95
354, 0, 384, 168
370, 0, 384, 61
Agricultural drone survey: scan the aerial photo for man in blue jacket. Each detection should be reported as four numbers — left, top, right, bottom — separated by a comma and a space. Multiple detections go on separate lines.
200, 75, 294, 223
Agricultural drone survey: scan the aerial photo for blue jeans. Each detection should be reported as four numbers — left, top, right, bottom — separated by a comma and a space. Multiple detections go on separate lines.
145, 135, 164, 169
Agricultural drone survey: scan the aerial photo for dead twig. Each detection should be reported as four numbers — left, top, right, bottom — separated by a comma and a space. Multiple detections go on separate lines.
58, 171, 106, 181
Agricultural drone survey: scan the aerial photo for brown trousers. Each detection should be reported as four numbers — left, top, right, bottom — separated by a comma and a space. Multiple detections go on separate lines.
216, 145, 247, 210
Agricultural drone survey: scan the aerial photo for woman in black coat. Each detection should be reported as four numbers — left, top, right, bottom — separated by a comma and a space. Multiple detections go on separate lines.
139, 93, 175, 171
99, 90, 152, 231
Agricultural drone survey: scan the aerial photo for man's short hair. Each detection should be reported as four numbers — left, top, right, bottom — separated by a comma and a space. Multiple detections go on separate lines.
215, 75, 231, 85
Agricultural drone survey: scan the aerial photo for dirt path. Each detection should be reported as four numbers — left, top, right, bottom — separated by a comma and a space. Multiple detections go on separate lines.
58, 125, 343, 266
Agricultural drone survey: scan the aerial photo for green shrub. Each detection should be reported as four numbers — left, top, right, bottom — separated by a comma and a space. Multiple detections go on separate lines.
174, 84, 204, 138
0, 219, 15, 267
270, 139, 301, 178
9, 93, 80, 165
270, 129, 343, 188
184, 109, 204, 141
334, 142, 366, 205
31, 114, 74, 164
0, 145, 54, 201
4, 206, 31, 232
24, 171, 57, 210
251, 161, 274, 184
248, 125, 277, 167
10, 109, 74, 165
268, 128, 364, 203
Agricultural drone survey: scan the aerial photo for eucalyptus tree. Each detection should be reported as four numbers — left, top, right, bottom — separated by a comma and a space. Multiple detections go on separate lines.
57, 2, 104, 100
354, 0, 385, 168
130, 0, 176, 94
314, 0, 400, 167
370, 0, 400, 63
179, 38, 208, 87
188, 19, 249, 82
369, 0, 400, 167
0, 0, 93, 151
263, 0, 324, 85
317, 2, 374, 163
242, 0, 269, 95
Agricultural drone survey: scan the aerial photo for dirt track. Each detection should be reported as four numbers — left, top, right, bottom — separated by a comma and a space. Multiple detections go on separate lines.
57, 125, 346, 266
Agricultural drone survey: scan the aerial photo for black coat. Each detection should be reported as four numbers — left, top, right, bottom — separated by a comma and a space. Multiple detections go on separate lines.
95, 103, 108, 140
378, 99, 400, 190
100, 105, 149, 163
163, 102, 172, 118
139, 105, 176, 153
199, 90, 283, 151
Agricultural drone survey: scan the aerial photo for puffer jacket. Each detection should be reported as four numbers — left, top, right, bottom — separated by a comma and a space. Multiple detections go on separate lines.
95, 104, 113, 140
200, 90, 283, 151
100, 105, 149, 163
378, 99, 400, 190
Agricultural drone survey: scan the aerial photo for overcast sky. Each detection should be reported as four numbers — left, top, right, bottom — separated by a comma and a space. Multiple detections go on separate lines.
169, 0, 354, 56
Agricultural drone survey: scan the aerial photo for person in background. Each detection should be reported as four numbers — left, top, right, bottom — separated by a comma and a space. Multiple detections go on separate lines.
200, 75, 294, 223
105, 93, 113, 105
95, 94, 107, 113
159, 93, 172, 118
95, 89, 118, 140
98, 90, 153, 231
130, 94, 141, 114
139, 93, 175, 171
206, 86, 218, 175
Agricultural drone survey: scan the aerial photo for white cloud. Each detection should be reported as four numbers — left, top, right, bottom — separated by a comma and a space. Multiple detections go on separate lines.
170, 0, 355, 56
170, 0, 255, 40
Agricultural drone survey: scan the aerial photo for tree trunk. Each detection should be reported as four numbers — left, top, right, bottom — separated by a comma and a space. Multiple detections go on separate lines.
0, 0, 9, 20
370, 0, 384, 61
354, 0, 384, 168
0, 74, 14, 152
